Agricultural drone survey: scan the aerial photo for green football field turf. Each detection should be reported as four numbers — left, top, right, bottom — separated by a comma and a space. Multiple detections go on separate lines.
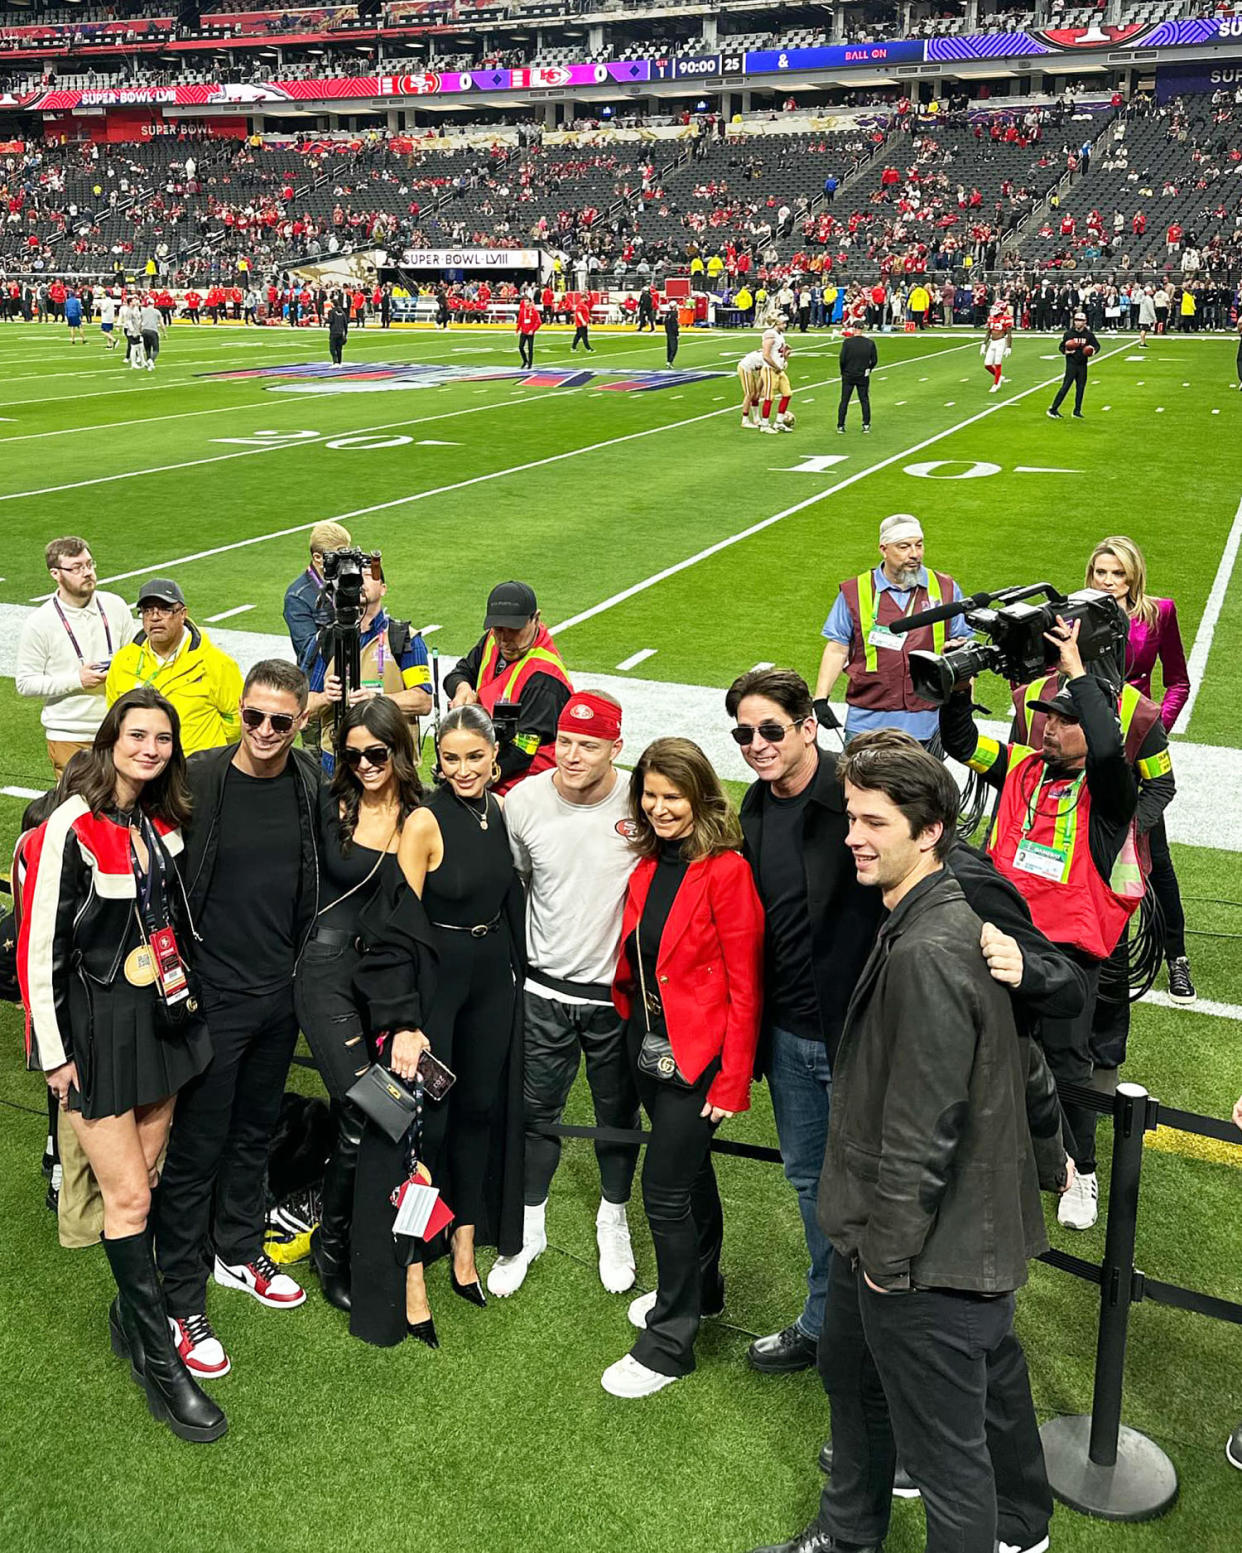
1, 320, 1240, 1553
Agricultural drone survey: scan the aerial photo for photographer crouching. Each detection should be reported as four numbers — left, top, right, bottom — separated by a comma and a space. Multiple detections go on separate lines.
303, 550, 432, 774
940, 617, 1145, 1232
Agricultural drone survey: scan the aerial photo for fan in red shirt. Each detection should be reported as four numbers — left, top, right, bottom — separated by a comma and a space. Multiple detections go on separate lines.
184, 289, 202, 323
571, 295, 594, 353
516, 293, 541, 367
1166, 222, 1182, 251
1060, 214, 1076, 237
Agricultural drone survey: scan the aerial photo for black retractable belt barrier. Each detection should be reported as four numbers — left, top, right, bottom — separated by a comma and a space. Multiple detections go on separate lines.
1041, 1083, 1178, 1522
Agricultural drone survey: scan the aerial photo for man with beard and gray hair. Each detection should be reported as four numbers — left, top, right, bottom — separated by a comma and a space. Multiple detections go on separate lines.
814, 515, 969, 747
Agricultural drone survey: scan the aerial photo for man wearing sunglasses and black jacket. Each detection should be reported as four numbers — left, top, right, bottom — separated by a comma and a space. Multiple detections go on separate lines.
155, 659, 322, 1382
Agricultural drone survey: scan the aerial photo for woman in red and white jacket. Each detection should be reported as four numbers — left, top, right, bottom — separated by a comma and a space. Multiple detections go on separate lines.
605, 737, 763, 1398
17, 688, 224, 1445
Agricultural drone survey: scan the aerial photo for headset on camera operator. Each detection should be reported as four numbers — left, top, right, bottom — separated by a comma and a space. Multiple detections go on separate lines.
303, 550, 432, 775
939, 615, 1156, 1233
443, 581, 573, 795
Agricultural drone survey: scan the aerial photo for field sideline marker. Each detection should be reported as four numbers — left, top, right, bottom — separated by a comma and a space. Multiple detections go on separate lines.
205, 604, 255, 623
548, 344, 1132, 639
35, 342, 974, 594
1174, 491, 1242, 735
616, 649, 657, 671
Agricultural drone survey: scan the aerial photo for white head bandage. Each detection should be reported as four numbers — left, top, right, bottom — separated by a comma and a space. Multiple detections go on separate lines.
878, 514, 924, 545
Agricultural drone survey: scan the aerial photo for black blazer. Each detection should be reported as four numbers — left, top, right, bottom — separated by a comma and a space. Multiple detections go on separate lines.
739, 747, 884, 1070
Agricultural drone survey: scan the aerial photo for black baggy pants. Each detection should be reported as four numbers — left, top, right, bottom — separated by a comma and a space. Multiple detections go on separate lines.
839, 379, 870, 428
329, 334, 345, 365
1050, 361, 1088, 413
522, 990, 639, 1206
571, 326, 591, 351
817, 1255, 1051, 1553
156, 984, 298, 1315
627, 1025, 723, 1378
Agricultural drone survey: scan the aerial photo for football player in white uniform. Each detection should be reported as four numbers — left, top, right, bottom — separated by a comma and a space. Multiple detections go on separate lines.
981, 299, 1014, 393
737, 347, 766, 428
759, 314, 794, 434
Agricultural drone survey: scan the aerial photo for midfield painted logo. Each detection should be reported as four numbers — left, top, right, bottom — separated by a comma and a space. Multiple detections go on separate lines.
199, 362, 727, 395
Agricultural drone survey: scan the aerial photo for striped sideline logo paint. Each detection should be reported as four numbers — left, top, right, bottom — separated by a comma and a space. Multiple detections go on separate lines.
198, 362, 729, 395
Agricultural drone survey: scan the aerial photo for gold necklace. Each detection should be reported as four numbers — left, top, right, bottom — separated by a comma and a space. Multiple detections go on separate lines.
452, 789, 489, 831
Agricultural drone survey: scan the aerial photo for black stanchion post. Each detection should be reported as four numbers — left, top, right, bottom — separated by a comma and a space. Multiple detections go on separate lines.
1040, 1082, 1179, 1521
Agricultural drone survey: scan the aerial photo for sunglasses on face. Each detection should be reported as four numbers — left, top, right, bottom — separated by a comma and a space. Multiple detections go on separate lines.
342, 743, 391, 770
731, 719, 803, 747
240, 707, 297, 735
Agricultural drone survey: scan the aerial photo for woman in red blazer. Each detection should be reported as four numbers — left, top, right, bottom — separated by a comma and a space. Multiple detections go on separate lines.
603, 737, 764, 1399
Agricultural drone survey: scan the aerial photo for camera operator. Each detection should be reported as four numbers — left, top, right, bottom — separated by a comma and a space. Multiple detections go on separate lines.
940, 617, 1147, 1232
303, 559, 432, 775
444, 581, 573, 795
282, 521, 353, 666
815, 515, 969, 747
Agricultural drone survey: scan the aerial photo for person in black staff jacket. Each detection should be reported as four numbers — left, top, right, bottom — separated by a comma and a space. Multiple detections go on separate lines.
327, 297, 348, 365
837, 323, 878, 433
752, 733, 1065, 1553
155, 660, 322, 1382
1047, 308, 1100, 419
663, 303, 680, 366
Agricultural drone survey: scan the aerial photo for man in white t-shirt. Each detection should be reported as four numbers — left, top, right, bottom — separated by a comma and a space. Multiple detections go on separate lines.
488, 690, 641, 1299
15, 535, 136, 775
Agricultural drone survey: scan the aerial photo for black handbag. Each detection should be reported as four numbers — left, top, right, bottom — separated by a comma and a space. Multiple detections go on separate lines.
634, 914, 692, 1089
346, 1064, 419, 1142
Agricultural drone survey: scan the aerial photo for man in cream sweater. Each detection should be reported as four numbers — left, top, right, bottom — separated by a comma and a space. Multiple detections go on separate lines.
16, 535, 136, 776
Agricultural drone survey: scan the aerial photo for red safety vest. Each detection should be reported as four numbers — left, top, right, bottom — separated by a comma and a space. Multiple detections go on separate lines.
474, 625, 572, 794
986, 747, 1143, 960
837, 567, 957, 713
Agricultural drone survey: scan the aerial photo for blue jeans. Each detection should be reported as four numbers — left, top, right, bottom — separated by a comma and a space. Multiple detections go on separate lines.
768, 1025, 834, 1339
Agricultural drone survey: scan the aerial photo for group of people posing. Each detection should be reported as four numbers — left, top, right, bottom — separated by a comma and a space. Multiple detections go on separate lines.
4, 516, 1207, 1550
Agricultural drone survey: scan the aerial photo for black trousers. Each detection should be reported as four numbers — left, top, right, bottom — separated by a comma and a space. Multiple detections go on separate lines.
628, 1025, 723, 1378
294, 936, 371, 1100
141, 329, 159, 363
1040, 951, 1100, 1173
518, 331, 535, 367
156, 984, 299, 1315
1147, 816, 1186, 960
329, 335, 345, 365
666, 337, 679, 366
522, 990, 639, 1206
571, 325, 591, 351
416, 930, 514, 1245
1050, 361, 1088, 413
838, 379, 870, 428
817, 1255, 1048, 1552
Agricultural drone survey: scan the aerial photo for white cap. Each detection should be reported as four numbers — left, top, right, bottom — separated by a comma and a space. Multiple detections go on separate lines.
879, 514, 924, 544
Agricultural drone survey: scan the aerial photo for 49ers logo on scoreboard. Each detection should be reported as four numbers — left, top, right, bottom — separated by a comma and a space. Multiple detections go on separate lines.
390, 71, 450, 95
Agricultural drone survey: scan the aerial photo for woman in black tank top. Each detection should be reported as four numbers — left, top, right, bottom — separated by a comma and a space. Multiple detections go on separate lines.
294, 700, 422, 1314
349, 706, 526, 1349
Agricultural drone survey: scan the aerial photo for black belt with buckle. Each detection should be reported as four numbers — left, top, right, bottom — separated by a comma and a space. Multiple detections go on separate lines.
431, 913, 502, 939
308, 926, 358, 949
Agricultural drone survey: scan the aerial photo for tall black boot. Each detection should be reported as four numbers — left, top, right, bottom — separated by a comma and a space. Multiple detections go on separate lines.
311, 1100, 364, 1313
109, 1222, 156, 1385
102, 1232, 227, 1444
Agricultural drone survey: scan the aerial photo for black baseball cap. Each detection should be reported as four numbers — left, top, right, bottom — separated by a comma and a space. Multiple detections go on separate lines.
485, 581, 537, 628
1028, 690, 1079, 722
136, 577, 185, 609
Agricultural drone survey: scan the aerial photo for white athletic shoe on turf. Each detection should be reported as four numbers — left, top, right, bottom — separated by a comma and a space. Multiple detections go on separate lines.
146, 361, 154, 372
597, 1206, 636, 1294
170, 1312, 231, 1377
1057, 1170, 1099, 1231
628, 1289, 658, 1329
741, 418, 759, 429
989, 382, 1000, 393
486, 1228, 547, 1298
760, 423, 779, 434
775, 420, 794, 432
213, 1251, 306, 1307
601, 1353, 678, 1398
999, 1538, 1050, 1553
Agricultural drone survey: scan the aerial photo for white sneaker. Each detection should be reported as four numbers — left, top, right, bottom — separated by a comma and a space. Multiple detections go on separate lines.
1057, 1170, 1099, 1231
597, 1208, 636, 1294
486, 1229, 547, 1298
213, 1251, 306, 1307
169, 1312, 231, 1377
628, 1289, 657, 1329
146, 361, 154, 372
741, 417, 759, 429
999, 1539, 1050, 1553
989, 382, 1000, 393
775, 419, 793, 432
601, 1353, 678, 1398
760, 423, 779, 434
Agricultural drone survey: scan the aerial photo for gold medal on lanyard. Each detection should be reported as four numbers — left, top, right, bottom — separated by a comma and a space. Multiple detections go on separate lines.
124, 944, 158, 987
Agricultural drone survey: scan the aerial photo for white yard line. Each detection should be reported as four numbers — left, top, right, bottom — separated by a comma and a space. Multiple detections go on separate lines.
1174, 491, 1242, 736
616, 648, 657, 670
548, 344, 1131, 637
25, 342, 974, 588
205, 604, 255, 623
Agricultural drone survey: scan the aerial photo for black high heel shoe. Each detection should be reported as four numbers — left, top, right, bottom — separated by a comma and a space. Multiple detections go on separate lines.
407, 1317, 439, 1349
450, 1270, 487, 1308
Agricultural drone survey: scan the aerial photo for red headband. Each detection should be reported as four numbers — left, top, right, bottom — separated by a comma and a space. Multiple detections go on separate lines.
558, 692, 622, 740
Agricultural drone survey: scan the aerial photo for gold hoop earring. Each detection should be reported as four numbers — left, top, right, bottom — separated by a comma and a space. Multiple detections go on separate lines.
490, 760, 502, 783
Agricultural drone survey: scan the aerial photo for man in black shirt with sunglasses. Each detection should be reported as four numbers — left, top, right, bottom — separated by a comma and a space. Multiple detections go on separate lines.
156, 660, 323, 1381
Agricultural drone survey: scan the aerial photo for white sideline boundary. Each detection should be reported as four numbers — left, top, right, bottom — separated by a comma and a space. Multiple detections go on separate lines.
1174, 492, 1242, 736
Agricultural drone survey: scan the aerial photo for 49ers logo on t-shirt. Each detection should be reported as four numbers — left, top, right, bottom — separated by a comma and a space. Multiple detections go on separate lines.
615, 818, 640, 840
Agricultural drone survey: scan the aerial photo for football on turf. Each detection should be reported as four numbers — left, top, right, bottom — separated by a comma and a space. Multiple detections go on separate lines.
783, 411, 796, 428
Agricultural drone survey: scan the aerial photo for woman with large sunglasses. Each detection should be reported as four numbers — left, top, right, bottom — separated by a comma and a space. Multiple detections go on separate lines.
294, 698, 424, 1313
604, 737, 764, 1398
349, 705, 526, 1349
16, 687, 224, 1443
